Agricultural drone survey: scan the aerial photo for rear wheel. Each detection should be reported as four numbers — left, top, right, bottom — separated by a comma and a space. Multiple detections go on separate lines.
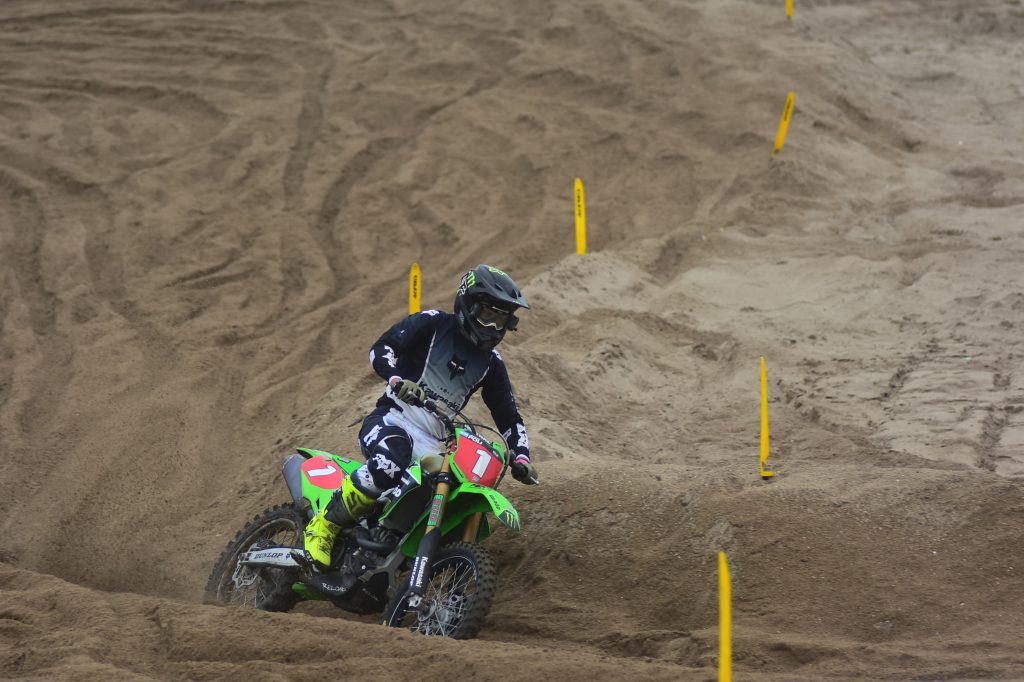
382, 541, 497, 639
204, 503, 306, 611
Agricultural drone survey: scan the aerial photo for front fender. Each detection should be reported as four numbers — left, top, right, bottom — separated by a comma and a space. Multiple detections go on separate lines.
449, 483, 521, 533
399, 483, 522, 557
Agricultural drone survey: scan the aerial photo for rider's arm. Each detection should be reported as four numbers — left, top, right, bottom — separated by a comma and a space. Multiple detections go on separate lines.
480, 351, 531, 462
368, 310, 441, 380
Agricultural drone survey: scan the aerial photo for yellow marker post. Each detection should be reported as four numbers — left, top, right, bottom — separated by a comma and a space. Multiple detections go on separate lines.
759, 356, 775, 479
719, 551, 732, 682
786, 0, 794, 19
409, 262, 421, 314
574, 177, 587, 255
772, 91, 795, 158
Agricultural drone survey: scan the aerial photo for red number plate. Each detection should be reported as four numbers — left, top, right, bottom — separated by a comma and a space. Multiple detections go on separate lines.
302, 455, 345, 490
452, 435, 502, 488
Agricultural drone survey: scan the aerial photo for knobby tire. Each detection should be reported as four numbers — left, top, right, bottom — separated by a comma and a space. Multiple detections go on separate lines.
204, 503, 306, 611
382, 541, 498, 639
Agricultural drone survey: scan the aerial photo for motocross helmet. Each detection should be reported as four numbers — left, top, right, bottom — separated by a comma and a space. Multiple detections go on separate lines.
454, 264, 529, 350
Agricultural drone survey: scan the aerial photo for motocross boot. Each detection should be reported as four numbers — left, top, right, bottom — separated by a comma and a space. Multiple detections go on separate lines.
303, 474, 377, 568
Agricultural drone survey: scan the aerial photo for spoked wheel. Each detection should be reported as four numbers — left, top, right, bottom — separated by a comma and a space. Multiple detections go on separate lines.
204, 503, 305, 611
383, 541, 497, 639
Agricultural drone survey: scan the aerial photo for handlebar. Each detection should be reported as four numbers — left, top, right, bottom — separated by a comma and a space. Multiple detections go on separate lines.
420, 399, 456, 436
408, 394, 537, 484
416, 398, 528, 483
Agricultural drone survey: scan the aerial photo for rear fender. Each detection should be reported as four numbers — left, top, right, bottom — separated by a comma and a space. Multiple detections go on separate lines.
282, 448, 362, 514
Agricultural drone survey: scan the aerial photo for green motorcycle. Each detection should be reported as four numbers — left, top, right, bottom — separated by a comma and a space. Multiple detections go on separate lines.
205, 402, 524, 639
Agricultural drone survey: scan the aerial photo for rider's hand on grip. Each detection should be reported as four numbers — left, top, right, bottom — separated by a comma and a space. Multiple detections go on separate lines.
510, 454, 538, 485
392, 378, 426, 406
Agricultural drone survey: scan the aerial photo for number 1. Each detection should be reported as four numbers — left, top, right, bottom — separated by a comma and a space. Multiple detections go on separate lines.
308, 463, 337, 477
472, 449, 491, 478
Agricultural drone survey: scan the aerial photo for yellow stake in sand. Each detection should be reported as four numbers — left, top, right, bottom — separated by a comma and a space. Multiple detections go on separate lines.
772, 91, 795, 158
786, 0, 794, 19
574, 177, 587, 255
409, 262, 421, 314
760, 355, 775, 479
719, 551, 732, 682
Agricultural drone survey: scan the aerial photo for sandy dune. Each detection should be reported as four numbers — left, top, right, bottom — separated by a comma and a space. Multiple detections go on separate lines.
2, 0, 1023, 679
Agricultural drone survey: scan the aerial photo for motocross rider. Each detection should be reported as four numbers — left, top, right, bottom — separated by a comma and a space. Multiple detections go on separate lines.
303, 264, 539, 568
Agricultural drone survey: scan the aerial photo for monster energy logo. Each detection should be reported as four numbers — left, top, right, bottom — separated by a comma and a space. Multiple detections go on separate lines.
487, 266, 507, 276
466, 271, 476, 287
428, 493, 444, 526
500, 509, 521, 532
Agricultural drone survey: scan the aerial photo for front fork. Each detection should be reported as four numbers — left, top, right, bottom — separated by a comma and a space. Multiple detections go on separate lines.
405, 457, 452, 607
404, 458, 485, 611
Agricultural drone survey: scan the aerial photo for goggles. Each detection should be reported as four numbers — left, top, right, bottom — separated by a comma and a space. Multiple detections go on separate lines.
473, 302, 518, 331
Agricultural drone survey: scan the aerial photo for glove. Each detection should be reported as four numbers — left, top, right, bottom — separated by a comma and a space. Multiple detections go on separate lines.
392, 378, 425, 405
510, 454, 538, 485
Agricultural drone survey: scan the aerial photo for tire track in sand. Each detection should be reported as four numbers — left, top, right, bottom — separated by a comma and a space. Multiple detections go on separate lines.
282, 51, 334, 210
0, 168, 73, 444
314, 137, 403, 303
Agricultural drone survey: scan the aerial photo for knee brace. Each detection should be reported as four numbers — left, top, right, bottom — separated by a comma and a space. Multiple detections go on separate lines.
363, 427, 412, 492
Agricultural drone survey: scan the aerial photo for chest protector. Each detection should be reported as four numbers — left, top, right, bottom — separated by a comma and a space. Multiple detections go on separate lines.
417, 323, 490, 415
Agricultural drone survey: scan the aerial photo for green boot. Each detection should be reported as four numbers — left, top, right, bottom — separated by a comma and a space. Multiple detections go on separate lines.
303, 475, 377, 568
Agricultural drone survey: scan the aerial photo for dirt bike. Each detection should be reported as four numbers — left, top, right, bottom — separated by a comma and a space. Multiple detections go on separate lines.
205, 401, 527, 639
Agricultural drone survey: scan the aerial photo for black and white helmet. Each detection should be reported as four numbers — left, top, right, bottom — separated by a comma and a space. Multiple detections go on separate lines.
454, 265, 529, 350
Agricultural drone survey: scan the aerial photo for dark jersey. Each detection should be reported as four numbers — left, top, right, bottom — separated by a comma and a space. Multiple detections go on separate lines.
368, 310, 531, 461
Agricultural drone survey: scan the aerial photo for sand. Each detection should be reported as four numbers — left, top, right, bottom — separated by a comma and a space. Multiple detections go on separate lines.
2, 0, 1023, 679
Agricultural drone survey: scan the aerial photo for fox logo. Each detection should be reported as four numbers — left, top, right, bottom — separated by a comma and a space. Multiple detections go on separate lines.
372, 453, 400, 477
448, 355, 466, 379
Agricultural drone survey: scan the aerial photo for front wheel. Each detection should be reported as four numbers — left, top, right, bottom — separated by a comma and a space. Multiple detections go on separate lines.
204, 503, 306, 611
382, 541, 497, 639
